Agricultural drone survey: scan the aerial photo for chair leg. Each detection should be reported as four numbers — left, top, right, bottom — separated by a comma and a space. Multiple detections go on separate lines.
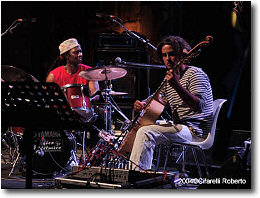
181, 146, 186, 173
191, 148, 202, 178
176, 149, 184, 164
200, 150, 210, 178
175, 146, 186, 173
163, 146, 170, 171
155, 145, 161, 171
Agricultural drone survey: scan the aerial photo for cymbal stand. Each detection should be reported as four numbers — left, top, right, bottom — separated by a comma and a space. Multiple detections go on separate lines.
102, 70, 113, 133
109, 95, 131, 123
1, 127, 22, 177
102, 80, 131, 134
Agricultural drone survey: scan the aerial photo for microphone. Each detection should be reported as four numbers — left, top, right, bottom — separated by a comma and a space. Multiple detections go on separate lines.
115, 57, 166, 69
96, 13, 116, 19
96, 13, 123, 22
1, 18, 36, 37
17, 18, 37, 23
115, 57, 125, 64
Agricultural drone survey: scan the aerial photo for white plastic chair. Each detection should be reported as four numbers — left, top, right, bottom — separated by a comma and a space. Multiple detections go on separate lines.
156, 99, 227, 178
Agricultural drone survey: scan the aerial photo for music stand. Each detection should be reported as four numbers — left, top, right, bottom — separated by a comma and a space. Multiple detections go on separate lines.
1, 82, 87, 188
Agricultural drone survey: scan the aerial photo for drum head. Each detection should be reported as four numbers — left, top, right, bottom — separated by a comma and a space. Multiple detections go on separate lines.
31, 130, 76, 176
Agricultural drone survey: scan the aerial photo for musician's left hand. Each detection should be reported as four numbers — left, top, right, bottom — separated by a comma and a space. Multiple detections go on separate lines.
166, 69, 180, 86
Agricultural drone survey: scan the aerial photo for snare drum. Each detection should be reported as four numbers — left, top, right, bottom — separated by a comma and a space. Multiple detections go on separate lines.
61, 84, 96, 122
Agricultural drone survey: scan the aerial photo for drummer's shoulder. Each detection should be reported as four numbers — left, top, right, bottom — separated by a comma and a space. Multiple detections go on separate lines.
50, 65, 65, 73
80, 64, 92, 70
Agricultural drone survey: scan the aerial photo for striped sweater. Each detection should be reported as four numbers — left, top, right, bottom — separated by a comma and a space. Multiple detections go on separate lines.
161, 66, 213, 138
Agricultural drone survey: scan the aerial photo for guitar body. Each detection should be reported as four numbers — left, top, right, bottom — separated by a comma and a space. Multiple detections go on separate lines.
118, 98, 165, 155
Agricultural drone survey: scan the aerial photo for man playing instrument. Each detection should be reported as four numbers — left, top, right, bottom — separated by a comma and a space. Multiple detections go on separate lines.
130, 35, 213, 170
46, 38, 100, 120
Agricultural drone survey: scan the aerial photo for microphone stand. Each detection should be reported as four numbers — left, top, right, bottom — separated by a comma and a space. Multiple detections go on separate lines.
108, 17, 157, 96
117, 62, 166, 69
109, 17, 157, 51
1, 19, 21, 37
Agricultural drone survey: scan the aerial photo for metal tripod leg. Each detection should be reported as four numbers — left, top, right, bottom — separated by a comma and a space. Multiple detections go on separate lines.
82, 130, 86, 164
71, 149, 79, 166
8, 152, 21, 177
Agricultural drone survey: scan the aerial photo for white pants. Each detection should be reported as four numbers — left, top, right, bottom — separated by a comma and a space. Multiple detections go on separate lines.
129, 124, 193, 170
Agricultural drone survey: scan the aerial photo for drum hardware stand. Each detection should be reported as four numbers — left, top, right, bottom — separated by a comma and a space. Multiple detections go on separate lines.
8, 153, 21, 177
61, 84, 97, 164
81, 85, 87, 109
81, 130, 86, 164
74, 131, 88, 165
1, 127, 22, 177
78, 65, 130, 166
108, 95, 131, 123
102, 80, 131, 134
102, 70, 113, 133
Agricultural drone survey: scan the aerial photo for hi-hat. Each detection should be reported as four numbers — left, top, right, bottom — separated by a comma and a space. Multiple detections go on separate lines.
79, 66, 127, 81
1, 65, 39, 82
102, 90, 128, 96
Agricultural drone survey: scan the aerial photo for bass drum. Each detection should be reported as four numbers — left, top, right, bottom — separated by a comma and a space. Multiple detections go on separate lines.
31, 129, 76, 177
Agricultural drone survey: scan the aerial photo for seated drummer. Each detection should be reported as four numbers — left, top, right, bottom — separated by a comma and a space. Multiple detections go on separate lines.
46, 38, 100, 111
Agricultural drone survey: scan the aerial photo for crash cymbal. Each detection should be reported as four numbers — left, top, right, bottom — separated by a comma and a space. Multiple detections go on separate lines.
1, 65, 39, 82
102, 90, 128, 96
79, 66, 127, 81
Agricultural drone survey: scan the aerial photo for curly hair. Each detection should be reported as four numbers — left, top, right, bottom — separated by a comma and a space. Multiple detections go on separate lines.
156, 35, 191, 63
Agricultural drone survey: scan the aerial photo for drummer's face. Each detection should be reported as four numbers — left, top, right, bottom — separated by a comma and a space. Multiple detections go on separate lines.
67, 46, 83, 65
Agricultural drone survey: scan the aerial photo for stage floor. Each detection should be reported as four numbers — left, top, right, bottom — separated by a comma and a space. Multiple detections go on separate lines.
1, 129, 251, 189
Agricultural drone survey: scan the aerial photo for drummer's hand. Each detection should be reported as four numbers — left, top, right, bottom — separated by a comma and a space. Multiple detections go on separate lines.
89, 95, 100, 102
134, 100, 146, 112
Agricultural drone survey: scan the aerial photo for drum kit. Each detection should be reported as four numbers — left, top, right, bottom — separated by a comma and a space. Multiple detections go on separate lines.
1, 64, 131, 177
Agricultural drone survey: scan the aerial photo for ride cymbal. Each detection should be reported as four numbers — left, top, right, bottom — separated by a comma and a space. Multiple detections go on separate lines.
79, 66, 127, 81
1, 65, 39, 82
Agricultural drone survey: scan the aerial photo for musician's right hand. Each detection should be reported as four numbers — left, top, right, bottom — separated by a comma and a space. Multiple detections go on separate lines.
134, 100, 146, 112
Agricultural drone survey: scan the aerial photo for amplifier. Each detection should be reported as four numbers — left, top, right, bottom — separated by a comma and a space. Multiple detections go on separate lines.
97, 33, 137, 48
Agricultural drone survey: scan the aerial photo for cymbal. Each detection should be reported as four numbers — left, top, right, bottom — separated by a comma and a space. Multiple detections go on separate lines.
79, 66, 127, 81
102, 90, 128, 96
1, 65, 39, 82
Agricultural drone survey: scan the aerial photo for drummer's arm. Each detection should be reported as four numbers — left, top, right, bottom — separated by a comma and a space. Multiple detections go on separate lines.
46, 73, 54, 82
89, 80, 100, 101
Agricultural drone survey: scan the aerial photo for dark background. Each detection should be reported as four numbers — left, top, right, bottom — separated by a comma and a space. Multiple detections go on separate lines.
1, 1, 251, 133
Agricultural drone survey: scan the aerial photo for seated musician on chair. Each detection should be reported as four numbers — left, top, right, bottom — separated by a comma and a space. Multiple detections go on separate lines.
46, 38, 100, 121
130, 35, 213, 170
